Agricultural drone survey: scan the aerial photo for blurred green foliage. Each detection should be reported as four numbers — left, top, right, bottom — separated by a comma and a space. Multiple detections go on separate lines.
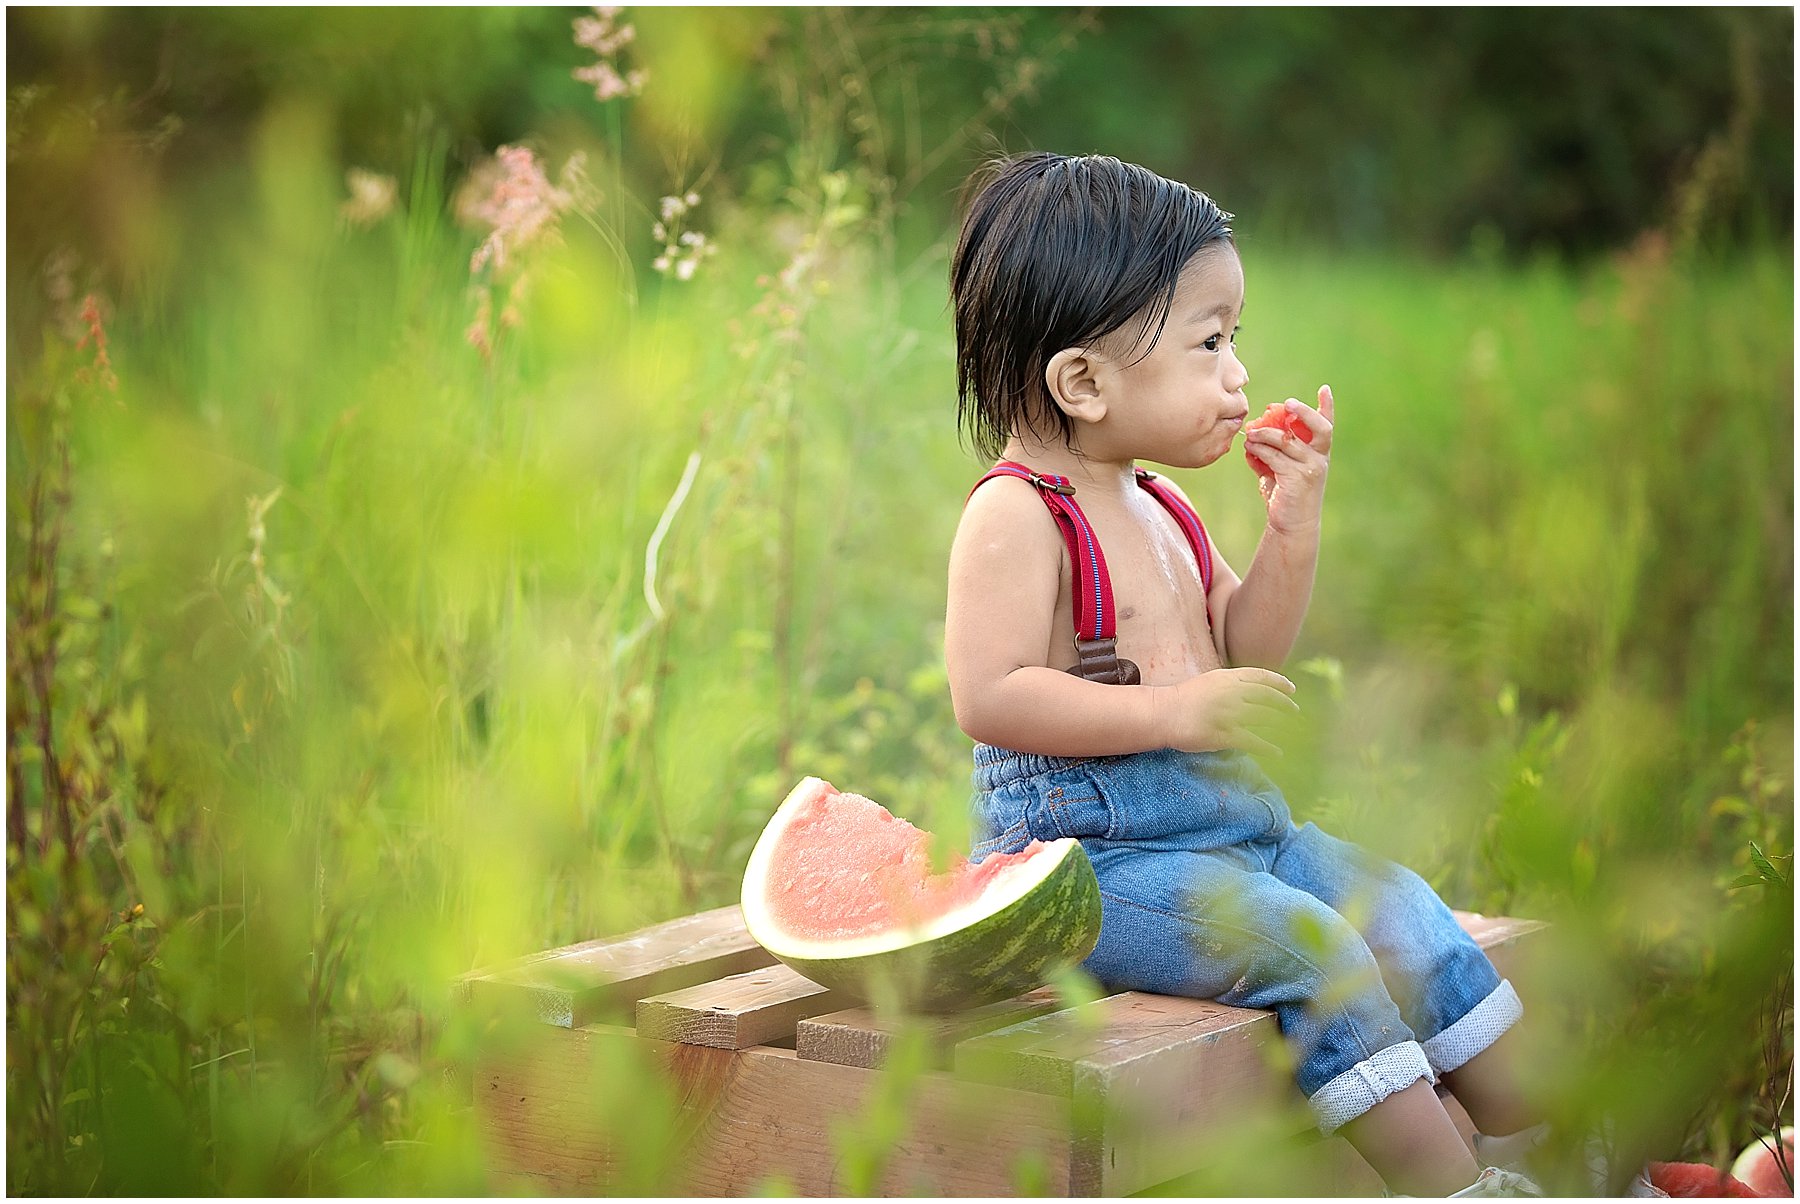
7, 8, 1794, 266
6, 6, 1792, 1196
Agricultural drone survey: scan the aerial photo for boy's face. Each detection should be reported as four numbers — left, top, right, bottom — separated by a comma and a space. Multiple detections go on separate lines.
1092, 244, 1249, 470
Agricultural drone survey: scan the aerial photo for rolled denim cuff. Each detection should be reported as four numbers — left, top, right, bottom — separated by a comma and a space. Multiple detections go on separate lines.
1423, 979, 1523, 1075
1309, 1039, 1434, 1134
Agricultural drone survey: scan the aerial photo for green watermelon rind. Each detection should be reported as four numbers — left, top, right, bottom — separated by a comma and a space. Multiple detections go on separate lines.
741, 777, 1104, 1013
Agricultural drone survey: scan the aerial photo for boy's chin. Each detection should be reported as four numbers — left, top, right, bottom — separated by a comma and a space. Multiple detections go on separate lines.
1149, 447, 1224, 472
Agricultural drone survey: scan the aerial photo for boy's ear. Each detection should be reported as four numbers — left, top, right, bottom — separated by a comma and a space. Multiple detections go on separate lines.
1044, 347, 1108, 426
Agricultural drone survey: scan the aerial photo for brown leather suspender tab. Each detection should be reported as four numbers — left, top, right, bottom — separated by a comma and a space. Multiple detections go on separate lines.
1068, 637, 1141, 685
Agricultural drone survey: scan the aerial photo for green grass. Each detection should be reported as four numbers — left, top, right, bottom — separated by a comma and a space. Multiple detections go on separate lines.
7, 49, 1793, 1199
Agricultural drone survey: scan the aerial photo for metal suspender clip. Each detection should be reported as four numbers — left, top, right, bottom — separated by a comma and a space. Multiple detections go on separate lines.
1026, 472, 1076, 496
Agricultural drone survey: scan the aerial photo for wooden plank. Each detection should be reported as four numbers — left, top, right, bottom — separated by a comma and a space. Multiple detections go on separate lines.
956, 991, 1267, 1098
955, 910, 1540, 1096
954, 991, 1286, 1194
1455, 911, 1549, 983
457, 904, 777, 1028
474, 1020, 1074, 1195
796, 984, 1075, 1070
636, 962, 844, 1049
952, 909, 1547, 1195
1067, 999, 1293, 1194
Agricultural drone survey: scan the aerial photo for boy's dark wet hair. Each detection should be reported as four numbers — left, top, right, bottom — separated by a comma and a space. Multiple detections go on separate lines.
951, 152, 1234, 460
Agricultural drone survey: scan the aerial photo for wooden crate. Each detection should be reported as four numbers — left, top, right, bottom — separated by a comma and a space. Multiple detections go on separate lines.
459, 905, 1545, 1196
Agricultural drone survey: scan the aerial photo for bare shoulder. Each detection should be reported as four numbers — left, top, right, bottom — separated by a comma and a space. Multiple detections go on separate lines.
1143, 468, 1203, 512
1143, 471, 1223, 552
954, 472, 1062, 559
1146, 468, 1243, 596
946, 472, 1063, 684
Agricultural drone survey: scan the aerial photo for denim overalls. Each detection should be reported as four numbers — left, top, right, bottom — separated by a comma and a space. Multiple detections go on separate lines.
965, 463, 1521, 1134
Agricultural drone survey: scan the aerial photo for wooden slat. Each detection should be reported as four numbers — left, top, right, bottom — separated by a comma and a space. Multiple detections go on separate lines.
955, 910, 1540, 1096
1455, 912, 1548, 983
457, 904, 777, 1028
955, 991, 1267, 1098
474, 1020, 1074, 1195
951, 908, 1546, 1195
796, 983, 1075, 1070
1067, 997, 1293, 1194
636, 962, 843, 1049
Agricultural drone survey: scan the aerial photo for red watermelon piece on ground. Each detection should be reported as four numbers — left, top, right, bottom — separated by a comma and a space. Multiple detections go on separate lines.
1648, 1161, 1768, 1197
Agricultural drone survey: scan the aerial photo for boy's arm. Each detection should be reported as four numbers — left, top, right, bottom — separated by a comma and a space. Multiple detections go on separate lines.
947, 477, 1295, 757
1211, 386, 1335, 669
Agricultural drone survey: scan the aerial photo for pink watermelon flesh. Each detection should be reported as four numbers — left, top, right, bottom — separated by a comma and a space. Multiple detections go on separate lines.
765, 783, 1047, 941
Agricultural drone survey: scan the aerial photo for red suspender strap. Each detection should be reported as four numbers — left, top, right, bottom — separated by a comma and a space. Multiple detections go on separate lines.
968, 462, 1114, 642
1133, 469, 1214, 595
968, 461, 1139, 684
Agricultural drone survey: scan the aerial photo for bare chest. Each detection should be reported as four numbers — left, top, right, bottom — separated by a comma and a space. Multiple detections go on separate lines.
1040, 501, 1221, 685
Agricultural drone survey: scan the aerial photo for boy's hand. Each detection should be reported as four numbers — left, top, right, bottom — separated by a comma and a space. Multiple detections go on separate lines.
1155, 668, 1299, 757
1244, 384, 1334, 535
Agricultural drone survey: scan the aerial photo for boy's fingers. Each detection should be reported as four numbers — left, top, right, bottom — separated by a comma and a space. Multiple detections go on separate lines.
1250, 688, 1301, 713
1319, 384, 1334, 424
1252, 441, 1327, 471
1234, 668, 1296, 694
1249, 426, 1327, 462
1282, 399, 1334, 454
1236, 683, 1300, 714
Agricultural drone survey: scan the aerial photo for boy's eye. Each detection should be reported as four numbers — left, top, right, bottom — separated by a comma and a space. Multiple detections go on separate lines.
1201, 329, 1238, 353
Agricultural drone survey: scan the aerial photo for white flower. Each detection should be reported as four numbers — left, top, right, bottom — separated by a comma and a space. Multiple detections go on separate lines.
340, 168, 398, 227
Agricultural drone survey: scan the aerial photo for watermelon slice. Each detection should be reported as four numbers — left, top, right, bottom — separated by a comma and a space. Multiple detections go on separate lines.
740, 777, 1103, 1012
1243, 400, 1316, 480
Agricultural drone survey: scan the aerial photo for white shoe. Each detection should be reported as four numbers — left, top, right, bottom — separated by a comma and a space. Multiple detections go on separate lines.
1448, 1166, 1547, 1197
1382, 1165, 1546, 1198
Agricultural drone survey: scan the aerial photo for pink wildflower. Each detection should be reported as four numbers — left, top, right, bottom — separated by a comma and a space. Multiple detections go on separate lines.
573, 61, 647, 102
572, 6, 647, 101
457, 144, 597, 361
74, 293, 118, 391
465, 289, 493, 362
574, 11, 635, 56
466, 145, 573, 276
500, 274, 529, 331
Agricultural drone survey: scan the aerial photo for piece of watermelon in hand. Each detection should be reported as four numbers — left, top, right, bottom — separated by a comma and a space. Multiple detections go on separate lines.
1243, 401, 1315, 480
741, 777, 1102, 1012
